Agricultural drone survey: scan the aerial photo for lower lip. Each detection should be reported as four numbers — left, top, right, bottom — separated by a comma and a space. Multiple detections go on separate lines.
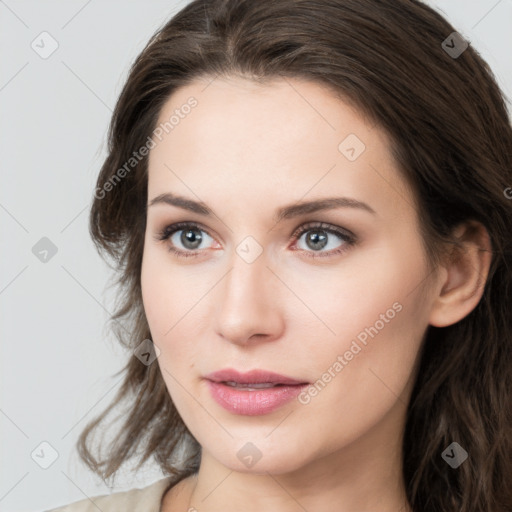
206, 380, 308, 416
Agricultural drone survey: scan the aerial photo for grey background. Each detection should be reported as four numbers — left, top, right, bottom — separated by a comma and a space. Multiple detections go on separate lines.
1, 1, 511, 511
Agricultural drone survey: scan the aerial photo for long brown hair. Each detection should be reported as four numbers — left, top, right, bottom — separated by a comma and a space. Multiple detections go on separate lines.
78, 1, 512, 510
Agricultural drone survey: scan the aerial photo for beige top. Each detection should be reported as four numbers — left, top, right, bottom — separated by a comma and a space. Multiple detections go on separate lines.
46, 476, 175, 512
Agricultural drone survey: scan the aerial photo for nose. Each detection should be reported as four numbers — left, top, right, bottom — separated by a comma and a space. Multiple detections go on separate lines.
214, 251, 284, 346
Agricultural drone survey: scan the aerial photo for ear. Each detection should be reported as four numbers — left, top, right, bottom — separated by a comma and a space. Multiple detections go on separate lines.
428, 220, 492, 327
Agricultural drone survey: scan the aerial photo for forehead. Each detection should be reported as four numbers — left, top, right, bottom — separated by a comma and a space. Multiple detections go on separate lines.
146, 76, 415, 220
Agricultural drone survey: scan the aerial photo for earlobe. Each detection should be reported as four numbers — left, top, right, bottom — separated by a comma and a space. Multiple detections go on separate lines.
428, 221, 492, 328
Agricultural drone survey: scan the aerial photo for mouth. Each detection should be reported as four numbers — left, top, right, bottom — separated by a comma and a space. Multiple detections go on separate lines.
204, 369, 310, 415
221, 381, 295, 390
204, 368, 309, 388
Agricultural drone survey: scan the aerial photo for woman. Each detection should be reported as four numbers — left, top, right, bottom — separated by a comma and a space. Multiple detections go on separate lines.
48, 0, 512, 510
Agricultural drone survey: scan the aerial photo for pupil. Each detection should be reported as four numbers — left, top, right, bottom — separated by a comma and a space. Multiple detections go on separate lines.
307, 231, 327, 250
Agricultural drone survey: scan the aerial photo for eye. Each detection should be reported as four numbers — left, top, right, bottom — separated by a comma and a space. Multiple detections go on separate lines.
290, 222, 356, 259
154, 221, 356, 259
154, 222, 217, 259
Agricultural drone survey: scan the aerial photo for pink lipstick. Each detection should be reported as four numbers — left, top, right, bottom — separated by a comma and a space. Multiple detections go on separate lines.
204, 368, 309, 416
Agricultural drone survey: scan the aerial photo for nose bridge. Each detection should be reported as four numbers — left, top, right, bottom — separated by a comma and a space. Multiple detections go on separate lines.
214, 244, 282, 343
223, 229, 271, 300
223, 247, 270, 313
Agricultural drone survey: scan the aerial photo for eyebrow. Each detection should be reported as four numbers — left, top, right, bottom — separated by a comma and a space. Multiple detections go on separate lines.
147, 192, 376, 223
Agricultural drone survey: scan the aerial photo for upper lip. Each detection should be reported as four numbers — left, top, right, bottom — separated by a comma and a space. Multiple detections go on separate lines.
204, 368, 308, 385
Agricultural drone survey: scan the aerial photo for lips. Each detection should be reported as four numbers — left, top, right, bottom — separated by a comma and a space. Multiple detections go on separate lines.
204, 368, 309, 386
204, 369, 310, 415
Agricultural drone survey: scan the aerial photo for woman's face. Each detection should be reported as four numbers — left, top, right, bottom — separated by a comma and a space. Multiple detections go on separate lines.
141, 76, 439, 475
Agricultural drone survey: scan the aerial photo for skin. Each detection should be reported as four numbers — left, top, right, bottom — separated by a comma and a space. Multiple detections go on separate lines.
140, 76, 491, 512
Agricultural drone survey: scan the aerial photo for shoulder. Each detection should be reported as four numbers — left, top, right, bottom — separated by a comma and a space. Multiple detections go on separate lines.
45, 476, 175, 512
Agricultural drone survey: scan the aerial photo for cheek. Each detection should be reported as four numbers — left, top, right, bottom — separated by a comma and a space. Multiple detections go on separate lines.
140, 242, 198, 338
140, 249, 167, 337
141, 249, 196, 412
287, 285, 427, 459
140, 243, 209, 376
284, 244, 427, 356
288, 238, 430, 408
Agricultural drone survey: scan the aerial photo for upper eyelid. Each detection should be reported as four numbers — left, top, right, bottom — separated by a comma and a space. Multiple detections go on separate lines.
160, 221, 214, 239
292, 222, 354, 238
157, 221, 355, 244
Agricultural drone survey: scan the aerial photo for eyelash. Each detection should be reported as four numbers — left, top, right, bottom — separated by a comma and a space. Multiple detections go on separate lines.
154, 221, 356, 260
